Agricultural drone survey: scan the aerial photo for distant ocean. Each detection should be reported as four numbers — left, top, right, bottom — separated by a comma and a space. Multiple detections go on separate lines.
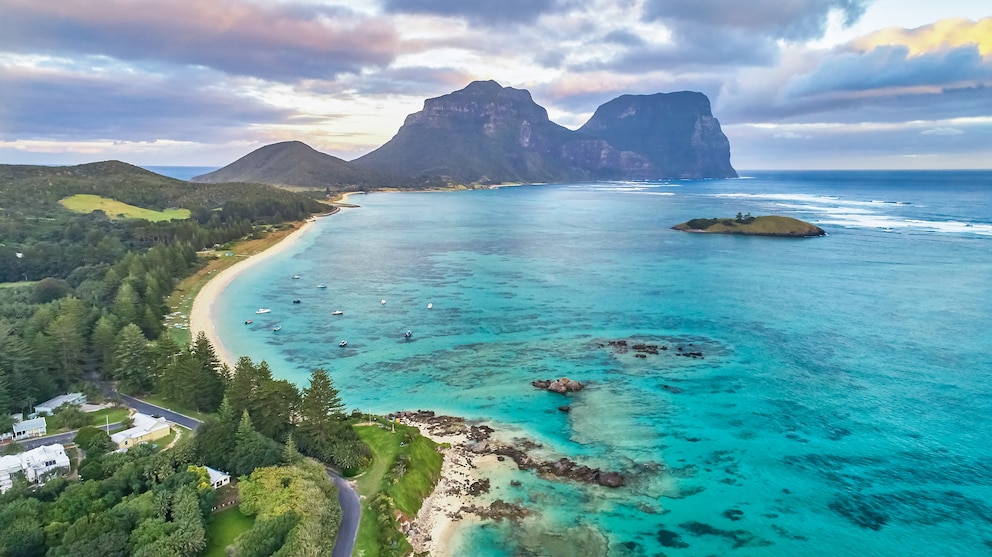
212, 171, 992, 556
141, 166, 217, 181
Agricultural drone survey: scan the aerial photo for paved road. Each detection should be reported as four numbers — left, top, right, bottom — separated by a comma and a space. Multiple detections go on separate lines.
117, 394, 202, 430
14, 422, 122, 450
331, 471, 361, 557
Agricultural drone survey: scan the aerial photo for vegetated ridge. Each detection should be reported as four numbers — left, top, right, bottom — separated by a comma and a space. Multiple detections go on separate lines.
672, 215, 826, 237
196, 80, 738, 189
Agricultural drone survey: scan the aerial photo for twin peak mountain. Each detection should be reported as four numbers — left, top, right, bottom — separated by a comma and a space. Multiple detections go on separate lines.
194, 80, 737, 188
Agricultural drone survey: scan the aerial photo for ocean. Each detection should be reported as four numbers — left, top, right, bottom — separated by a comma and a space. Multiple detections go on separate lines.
211, 171, 992, 556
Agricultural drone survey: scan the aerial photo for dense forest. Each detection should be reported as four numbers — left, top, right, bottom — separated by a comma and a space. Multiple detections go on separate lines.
0, 161, 325, 419
0, 162, 368, 556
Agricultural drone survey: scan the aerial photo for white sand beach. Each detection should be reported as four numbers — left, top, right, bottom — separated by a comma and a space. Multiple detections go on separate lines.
188, 217, 320, 368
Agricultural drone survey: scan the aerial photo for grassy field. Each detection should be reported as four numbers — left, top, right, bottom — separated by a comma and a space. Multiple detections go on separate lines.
59, 194, 191, 221
0, 281, 34, 289
203, 506, 255, 557
673, 215, 825, 237
165, 222, 304, 346
354, 419, 443, 557
88, 406, 131, 427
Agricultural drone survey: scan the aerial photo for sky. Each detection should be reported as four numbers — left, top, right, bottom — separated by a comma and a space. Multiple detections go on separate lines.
0, 0, 990, 170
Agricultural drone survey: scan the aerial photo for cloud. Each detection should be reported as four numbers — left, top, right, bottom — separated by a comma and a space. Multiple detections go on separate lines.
380, 0, 561, 24
642, 0, 869, 41
0, 64, 297, 142
921, 127, 964, 135
853, 17, 992, 57
0, 0, 400, 83
783, 44, 992, 98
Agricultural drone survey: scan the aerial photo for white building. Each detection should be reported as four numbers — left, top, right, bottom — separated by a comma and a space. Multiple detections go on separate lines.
111, 413, 171, 450
12, 417, 47, 440
205, 466, 231, 489
0, 444, 71, 493
34, 393, 86, 416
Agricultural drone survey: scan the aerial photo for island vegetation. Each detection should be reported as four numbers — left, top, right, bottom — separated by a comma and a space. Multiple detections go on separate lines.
0, 161, 443, 556
672, 213, 826, 237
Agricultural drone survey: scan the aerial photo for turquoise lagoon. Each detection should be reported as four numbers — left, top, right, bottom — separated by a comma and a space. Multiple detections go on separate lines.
212, 171, 992, 556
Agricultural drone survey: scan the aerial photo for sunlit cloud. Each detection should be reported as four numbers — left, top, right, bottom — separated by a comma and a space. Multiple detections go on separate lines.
853, 17, 992, 57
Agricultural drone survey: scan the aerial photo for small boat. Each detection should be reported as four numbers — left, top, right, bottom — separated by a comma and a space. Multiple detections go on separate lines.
404, 330, 412, 338
273, 325, 282, 331
427, 303, 433, 309
255, 308, 271, 314
293, 298, 301, 304
339, 340, 348, 347
332, 310, 343, 315
317, 283, 327, 289
380, 299, 386, 305
245, 319, 252, 324
292, 275, 301, 279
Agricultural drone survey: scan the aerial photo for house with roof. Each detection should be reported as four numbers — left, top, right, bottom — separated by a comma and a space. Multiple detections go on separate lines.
205, 466, 231, 489
34, 392, 86, 416
0, 444, 71, 493
111, 412, 171, 450
12, 417, 47, 440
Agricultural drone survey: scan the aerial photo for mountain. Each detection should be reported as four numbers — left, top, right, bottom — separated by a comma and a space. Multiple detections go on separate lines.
192, 140, 382, 188
353, 80, 590, 184
203, 81, 737, 187
577, 92, 737, 179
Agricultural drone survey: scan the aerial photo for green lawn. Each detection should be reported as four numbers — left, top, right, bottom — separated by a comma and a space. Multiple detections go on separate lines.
0, 281, 34, 289
88, 407, 130, 427
353, 419, 442, 557
203, 506, 255, 557
59, 194, 190, 221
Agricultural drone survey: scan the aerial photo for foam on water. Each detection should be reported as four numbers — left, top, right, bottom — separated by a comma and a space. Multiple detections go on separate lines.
214, 171, 992, 556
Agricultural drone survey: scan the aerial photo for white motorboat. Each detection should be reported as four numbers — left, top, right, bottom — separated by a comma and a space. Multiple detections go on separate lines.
255, 308, 271, 314
427, 303, 433, 309
332, 310, 344, 315
339, 340, 348, 347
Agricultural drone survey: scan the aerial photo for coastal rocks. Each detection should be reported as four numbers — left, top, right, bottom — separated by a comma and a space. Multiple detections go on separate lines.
532, 377, 585, 393
461, 499, 528, 522
558, 405, 571, 413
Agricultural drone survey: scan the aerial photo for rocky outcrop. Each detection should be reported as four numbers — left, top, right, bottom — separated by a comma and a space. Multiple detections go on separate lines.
531, 377, 585, 393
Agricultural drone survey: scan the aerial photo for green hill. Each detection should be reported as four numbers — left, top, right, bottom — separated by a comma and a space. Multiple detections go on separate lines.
191, 140, 387, 189
0, 160, 327, 218
672, 215, 826, 237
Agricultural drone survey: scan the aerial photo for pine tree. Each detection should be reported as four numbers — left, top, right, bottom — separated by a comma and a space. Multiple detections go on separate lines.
91, 313, 120, 377
114, 324, 153, 394
296, 368, 346, 461
282, 434, 302, 465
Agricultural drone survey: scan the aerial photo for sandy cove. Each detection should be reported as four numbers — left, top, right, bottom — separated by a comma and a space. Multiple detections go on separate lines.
189, 216, 322, 369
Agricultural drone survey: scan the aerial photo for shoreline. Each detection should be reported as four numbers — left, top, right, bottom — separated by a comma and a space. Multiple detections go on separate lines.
188, 214, 330, 368
398, 415, 516, 556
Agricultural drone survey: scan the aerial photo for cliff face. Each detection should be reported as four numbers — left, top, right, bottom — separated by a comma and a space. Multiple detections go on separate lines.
353, 80, 586, 183
356, 81, 736, 183
577, 92, 737, 179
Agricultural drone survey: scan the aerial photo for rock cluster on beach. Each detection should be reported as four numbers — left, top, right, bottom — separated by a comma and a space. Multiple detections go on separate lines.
389, 410, 626, 489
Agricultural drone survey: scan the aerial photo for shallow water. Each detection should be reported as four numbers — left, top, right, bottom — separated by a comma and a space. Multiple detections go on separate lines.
214, 171, 992, 556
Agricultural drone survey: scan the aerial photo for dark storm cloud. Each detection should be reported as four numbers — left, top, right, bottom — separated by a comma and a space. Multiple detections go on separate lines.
783, 45, 992, 97
0, 0, 400, 83
642, 0, 869, 41
0, 66, 298, 142
380, 0, 561, 24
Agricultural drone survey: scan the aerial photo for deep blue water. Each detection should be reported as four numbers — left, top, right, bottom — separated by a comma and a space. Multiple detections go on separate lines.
212, 171, 992, 556
141, 166, 217, 180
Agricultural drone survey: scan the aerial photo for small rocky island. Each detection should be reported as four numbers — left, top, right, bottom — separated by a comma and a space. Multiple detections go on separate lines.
672, 214, 825, 237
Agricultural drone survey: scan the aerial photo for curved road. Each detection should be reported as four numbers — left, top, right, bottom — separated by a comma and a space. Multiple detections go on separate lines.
331, 472, 361, 557
114, 389, 361, 556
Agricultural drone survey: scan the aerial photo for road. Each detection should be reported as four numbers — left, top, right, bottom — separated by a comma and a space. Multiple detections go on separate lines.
116, 393, 202, 430
331, 472, 361, 557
